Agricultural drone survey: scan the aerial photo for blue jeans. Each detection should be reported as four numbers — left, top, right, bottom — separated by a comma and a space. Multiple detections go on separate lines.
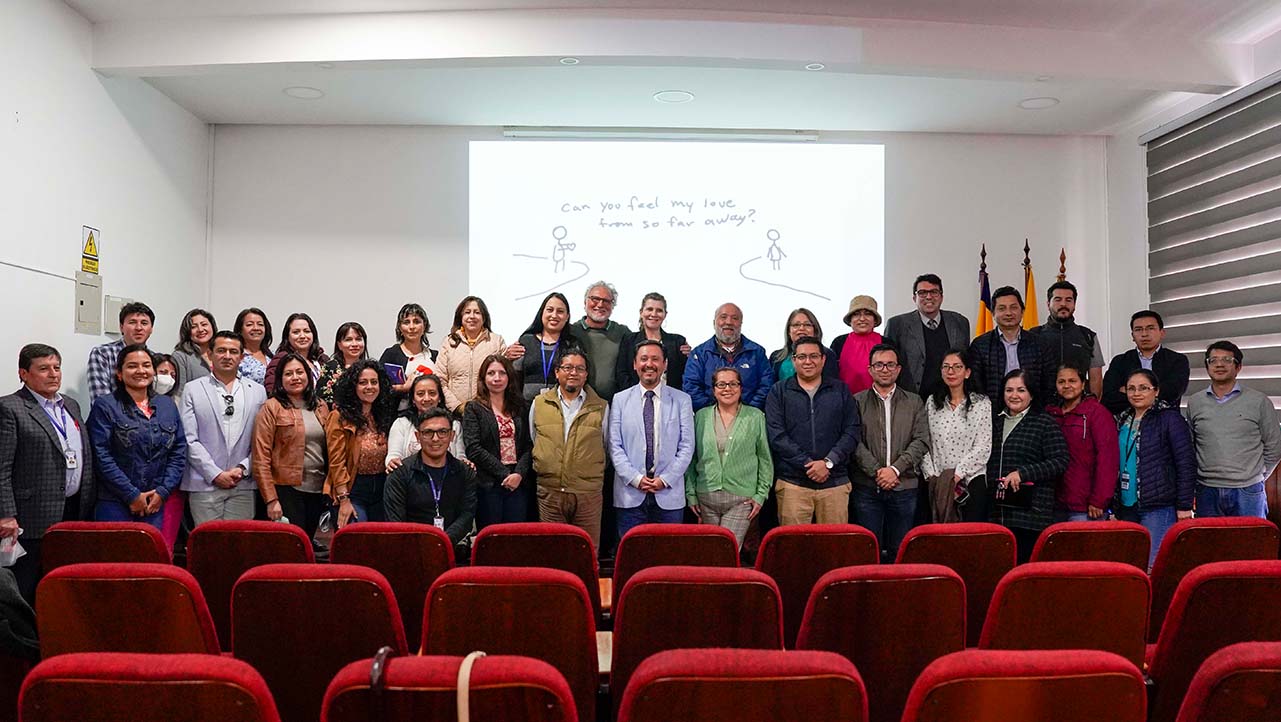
850, 484, 917, 561
476, 483, 530, 530
1054, 509, 1108, 523
1196, 482, 1269, 519
1115, 505, 1177, 570
616, 493, 685, 539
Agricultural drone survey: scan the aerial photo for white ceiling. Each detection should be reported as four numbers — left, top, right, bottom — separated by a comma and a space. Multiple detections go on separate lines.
66, 0, 1281, 134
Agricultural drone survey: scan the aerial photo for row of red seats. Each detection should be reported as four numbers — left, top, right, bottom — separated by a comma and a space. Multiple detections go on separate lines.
18, 643, 1281, 722
37, 516, 1281, 650
31, 557, 1281, 722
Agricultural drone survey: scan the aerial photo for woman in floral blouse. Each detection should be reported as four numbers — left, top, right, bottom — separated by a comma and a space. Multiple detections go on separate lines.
921, 349, 992, 522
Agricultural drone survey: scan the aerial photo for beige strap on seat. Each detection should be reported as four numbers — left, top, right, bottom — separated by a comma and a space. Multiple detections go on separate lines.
457, 651, 487, 722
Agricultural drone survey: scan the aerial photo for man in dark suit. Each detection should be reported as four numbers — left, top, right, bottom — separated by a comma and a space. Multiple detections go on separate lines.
1100, 310, 1191, 414
883, 273, 971, 399
0, 344, 96, 603
968, 286, 1053, 408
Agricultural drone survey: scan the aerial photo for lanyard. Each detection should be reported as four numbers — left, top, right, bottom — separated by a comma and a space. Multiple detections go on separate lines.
424, 465, 446, 511
540, 340, 560, 383
43, 403, 70, 442
1123, 419, 1142, 464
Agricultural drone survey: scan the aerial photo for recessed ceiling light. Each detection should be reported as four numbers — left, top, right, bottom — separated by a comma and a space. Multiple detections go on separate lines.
654, 90, 695, 104
283, 86, 325, 100
1035, 75, 1053, 82
317, 62, 335, 70
560, 57, 580, 65
805, 63, 826, 71
1018, 96, 1060, 110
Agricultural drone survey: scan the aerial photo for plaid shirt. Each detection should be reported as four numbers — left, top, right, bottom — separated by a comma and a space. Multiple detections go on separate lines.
86, 339, 125, 400
987, 409, 1069, 532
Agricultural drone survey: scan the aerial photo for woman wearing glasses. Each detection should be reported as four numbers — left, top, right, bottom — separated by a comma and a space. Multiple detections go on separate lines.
768, 308, 839, 382
615, 292, 691, 391
1114, 369, 1195, 568
921, 350, 992, 523
685, 367, 772, 549
988, 368, 1070, 562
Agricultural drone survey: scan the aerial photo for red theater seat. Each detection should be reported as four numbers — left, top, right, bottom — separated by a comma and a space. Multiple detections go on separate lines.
755, 524, 879, 648
979, 561, 1150, 667
611, 566, 782, 714
232, 563, 406, 722
35, 563, 219, 657
901, 649, 1146, 722
330, 522, 454, 648
41, 521, 170, 572
1175, 642, 1281, 722
796, 564, 964, 722
617, 648, 867, 722
1148, 518, 1280, 642
897, 523, 1016, 646
1147, 560, 1281, 722
20, 652, 280, 722
188, 520, 315, 650
1030, 520, 1150, 569
421, 566, 598, 722
471, 522, 602, 619
612, 523, 738, 597
322, 654, 577, 722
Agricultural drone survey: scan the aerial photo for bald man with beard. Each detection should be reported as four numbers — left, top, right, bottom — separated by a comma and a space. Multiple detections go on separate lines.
683, 303, 776, 412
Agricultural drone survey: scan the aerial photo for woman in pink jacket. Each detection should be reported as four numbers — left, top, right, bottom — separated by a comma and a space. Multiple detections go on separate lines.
1046, 364, 1120, 522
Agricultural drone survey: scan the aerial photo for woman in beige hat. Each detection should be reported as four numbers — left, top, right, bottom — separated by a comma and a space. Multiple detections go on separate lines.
830, 295, 883, 394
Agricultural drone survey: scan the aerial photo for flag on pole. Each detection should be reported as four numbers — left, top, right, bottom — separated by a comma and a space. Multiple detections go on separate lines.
976, 244, 994, 338
1023, 239, 1040, 330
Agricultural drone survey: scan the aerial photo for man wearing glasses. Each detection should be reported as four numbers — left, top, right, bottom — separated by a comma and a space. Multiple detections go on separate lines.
530, 350, 610, 549
573, 281, 632, 402
179, 330, 267, 524
851, 343, 930, 560
1185, 341, 1281, 519
1099, 310, 1190, 414
765, 337, 860, 526
384, 407, 477, 548
884, 274, 971, 400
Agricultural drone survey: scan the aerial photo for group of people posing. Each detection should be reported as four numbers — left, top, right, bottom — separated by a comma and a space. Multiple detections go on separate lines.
1, 272, 1277, 603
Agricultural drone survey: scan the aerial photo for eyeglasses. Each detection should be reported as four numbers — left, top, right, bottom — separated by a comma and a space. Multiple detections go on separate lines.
1206, 356, 1237, 367
559, 365, 587, 374
788, 321, 815, 329
941, 364, 966, 372
221, 394, 235, 417
587, 296, 614, 307
1131, 325, 1160, 334
914, 289, 942, 298
793, 353, 824, 362
713, 381, 741, 389
871, 362, 900, 371
1125, 385, 1154, 393
415, 427, 452, 438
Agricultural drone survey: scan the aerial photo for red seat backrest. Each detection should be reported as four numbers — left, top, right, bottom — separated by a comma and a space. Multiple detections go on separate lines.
796, 564, 964, 722
35, 562, 219, 656
471, 522, 601, 618
1174, 641, 1281, 722
897, 523, 1016, 646
755, 524, 879, 648
613, 523, 738, 594
330, 522, 454, 649
41, 522, 170, 573
979, 561, 1150, 668
1030, 521, 1150, 569
617, 648, 867, 722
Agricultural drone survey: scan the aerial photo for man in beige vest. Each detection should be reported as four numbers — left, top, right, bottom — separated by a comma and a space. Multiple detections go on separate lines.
529, 349, 610, 549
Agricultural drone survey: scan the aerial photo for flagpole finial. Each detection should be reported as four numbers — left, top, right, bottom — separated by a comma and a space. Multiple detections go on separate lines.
1058, 248, 1067, 281
1023, 238, 1031, 268
980, 243, 987, 272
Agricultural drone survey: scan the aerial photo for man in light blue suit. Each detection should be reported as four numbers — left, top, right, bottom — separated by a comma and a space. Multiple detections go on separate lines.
610, 340, 695, 538
180, 331, 267, 525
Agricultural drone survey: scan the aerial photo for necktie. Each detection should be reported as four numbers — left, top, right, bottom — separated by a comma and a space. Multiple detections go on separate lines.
643, 389, 656, 477
927, 319, 938, 330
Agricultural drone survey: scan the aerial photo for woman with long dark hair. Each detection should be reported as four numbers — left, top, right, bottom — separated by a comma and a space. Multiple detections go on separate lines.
385, 373, 465, 471
436, 296, 511, 412
316, 321, 369, 406
234, 308, 273, 385
1046, 364, 1119, 523
379, 302, 436, 396
87, 344, 187, 540
462, 354, 532, 528
252, 353, 331, 538
921, 349, 992, 522
767, 308, 838, 383
512, 292, 581, 401
988, 368, 1070, 562
263, 312, 327, 391
171, 308, 217, 395
325, 359, 397, 526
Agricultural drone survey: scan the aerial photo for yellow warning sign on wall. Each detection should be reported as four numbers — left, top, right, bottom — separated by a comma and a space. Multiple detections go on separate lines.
81, 226, 100, 274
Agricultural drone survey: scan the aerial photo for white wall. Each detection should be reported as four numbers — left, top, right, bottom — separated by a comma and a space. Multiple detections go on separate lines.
0, 0, 209, 403
210, 125, 1109, 355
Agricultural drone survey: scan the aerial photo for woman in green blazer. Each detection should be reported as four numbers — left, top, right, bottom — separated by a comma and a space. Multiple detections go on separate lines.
686, 367, 774, 548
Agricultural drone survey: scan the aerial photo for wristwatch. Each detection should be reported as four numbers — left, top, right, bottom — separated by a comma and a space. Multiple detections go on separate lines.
823, 457, 834, 470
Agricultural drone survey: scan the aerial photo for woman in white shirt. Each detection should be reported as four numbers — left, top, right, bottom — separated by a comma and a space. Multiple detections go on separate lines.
921, 349, 992, 522
385, 373, 466, 471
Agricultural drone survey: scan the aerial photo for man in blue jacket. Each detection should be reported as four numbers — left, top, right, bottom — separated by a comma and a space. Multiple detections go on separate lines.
683, 303, 775, 411
765, 337, 861, 525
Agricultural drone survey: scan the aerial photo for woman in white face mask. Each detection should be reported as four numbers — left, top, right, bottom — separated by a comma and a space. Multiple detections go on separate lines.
148, 352, 186, 550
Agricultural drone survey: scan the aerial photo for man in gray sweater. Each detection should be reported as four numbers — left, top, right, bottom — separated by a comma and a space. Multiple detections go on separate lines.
1186, 341, 1281, 519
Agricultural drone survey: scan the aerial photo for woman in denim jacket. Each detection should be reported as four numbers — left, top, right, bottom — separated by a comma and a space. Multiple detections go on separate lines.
87, 344, 186, 533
